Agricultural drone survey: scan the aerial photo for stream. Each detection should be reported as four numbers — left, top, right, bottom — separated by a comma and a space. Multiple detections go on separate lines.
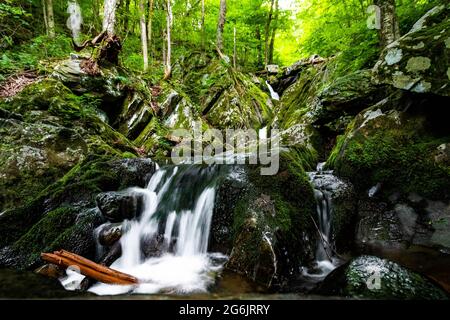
62, 164, 230, 295
61, 161, 344, 296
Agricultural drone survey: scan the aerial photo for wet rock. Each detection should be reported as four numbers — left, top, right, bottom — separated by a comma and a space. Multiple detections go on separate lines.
96, 191, 144, 222
141, 234, 165, 258
98, 223, 123, 246
34, 263, 65, 279
316, 255, 448, 299
373, 5, 450, 96
356, 196, 450, 254
212, 153, 317, 288
108, 158, 156, 188
308, 169, 357, 253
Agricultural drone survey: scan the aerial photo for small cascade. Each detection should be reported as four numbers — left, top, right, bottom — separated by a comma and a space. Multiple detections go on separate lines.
62, 164, 229, 295
303, 162, 341, 280
266, 81, 280, 101
66, 1, 83, 43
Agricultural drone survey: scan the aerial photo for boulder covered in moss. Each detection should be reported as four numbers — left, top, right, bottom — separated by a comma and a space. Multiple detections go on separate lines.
316, 255, 448, 299
273, 60, 385, 157
176, 52, 273, 129
0, 156, 156, 269
0, 78, 139, 212
210, 152, 317, 288
373, 5, 450, 96
52, 58, 125, 100
326, 90, 450, 253
327, 93, 450, 200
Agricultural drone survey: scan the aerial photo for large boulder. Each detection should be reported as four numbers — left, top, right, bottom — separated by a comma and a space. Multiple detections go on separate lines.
373, 5, 450, 96
0, 156, 156, 269
177, 52, 273, 129
0, 79, 138, 212
210, 152, 318, 288
316, 255, 448, 299
273, 59, 385, 158
327, 93, 450, 201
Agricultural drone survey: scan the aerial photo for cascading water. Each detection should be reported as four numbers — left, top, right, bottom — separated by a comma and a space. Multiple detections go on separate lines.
62, 164, 228, 295
266, 81, 280, 101
66, 1, 83, 43
303, 162, 341, 279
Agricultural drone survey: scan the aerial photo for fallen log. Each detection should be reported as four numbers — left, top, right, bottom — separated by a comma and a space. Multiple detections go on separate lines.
41, 250, 138, 285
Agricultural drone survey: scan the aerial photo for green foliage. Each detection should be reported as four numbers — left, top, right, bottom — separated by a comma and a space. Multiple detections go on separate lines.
289, 0, 442, 75
0, 35, 72, 77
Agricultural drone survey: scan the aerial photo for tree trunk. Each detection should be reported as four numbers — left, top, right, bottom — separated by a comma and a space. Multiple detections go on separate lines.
268, 0, 279, 64
164, 0, 172, 79
216, 0, 227, 53
93, 0, 101, 32
42, 0, 48, 36
374, 0, 400, 48
233, 26, 236, 68
103, 0, 119, 35
201, 0, 205, 50
256, 25, 262, 68
139, 0, 149, 72
147, 0, 154, 59
264, 0, 275, 66
46, 0, 55, 38
124, 0, 131, 34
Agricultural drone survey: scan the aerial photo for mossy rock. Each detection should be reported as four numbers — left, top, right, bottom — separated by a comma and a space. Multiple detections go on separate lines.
211, 152, 317, 287
373, 5, 450, 96
0, 78, 138, 211
176, 52, 273, 129
327, 96, 450, 200
316, 255, 448, 299
0, 156, 156, 269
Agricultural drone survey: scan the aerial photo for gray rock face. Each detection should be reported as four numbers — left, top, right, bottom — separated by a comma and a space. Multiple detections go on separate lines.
356, 195, 450, 254
96, 191, 144, 222
316, 255, 448, 299
373, 5, 450, 96
98, 222, 123, 246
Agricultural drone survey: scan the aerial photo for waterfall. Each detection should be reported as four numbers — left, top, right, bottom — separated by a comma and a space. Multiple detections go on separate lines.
266, 81, 280, 101
66, 1, 83, 43
303, 162, 340, 279
62, 164, 228, 295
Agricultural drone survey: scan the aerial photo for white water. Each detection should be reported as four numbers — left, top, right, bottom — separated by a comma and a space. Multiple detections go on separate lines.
62, 165, 227, 295
266, 81, 280, 101
66, 1, 83, 42
303, 162, 340, 279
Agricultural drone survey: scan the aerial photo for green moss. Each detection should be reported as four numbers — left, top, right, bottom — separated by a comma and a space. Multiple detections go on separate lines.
228, 151, 317, 281
122, 151, 137, 158
328, 110, 450, 199
11, 206, 78, 266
